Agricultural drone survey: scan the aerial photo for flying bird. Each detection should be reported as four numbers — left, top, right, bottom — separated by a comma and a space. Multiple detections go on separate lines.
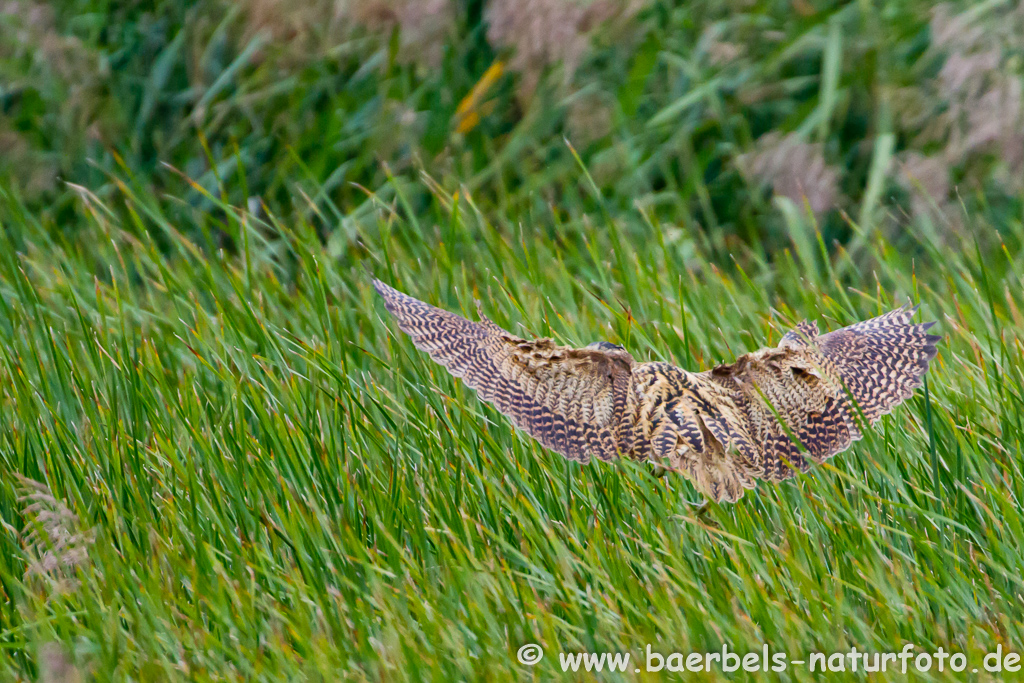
373, 280, 940, 503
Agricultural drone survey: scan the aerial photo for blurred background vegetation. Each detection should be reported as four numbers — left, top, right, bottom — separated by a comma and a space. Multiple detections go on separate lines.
2, 0, 1022, 259
3, 0, 1024, 680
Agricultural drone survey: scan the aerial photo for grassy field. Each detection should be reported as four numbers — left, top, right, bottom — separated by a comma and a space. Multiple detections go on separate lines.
2, 0, 1024, 681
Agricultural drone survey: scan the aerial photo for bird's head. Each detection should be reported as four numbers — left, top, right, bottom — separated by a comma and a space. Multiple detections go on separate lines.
587, 341, 625, 352
584, 341, 634, 370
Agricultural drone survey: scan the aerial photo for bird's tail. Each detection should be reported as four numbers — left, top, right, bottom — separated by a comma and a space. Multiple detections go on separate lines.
684, 451, 757, 504
803, 306, 941, 424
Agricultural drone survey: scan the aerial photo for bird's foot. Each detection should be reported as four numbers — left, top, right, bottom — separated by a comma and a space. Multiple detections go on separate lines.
685, 499, 719, 527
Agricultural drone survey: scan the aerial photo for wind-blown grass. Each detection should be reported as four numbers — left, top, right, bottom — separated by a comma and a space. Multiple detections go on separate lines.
0, 163, 1022, 680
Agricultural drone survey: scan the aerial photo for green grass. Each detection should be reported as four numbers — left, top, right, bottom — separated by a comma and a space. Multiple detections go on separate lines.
3, 0, 1024, 679
1, 167, 1023, 680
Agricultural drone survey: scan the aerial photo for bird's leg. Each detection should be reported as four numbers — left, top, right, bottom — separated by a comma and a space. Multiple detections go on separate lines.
681, 498, 710, 514
680, 497, 716, 523
651, 463, 670, 478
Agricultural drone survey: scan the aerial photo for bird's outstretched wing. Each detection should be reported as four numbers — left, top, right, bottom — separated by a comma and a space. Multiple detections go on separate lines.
703, 306, 940, 484
373, 280, 635, 463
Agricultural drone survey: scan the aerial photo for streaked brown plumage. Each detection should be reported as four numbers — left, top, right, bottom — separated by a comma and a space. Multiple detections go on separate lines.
373, 280, 940, 503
